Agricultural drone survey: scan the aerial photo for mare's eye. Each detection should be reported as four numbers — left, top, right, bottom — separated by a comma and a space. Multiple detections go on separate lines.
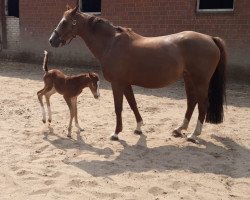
62, 20, 67, 26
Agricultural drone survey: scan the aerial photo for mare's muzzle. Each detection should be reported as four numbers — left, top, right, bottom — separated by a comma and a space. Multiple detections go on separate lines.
49, 30, 66, 47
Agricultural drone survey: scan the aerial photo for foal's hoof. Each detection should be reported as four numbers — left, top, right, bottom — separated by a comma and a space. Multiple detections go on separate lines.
172, 130, 183, 138
42, 120, 46, 124
110, 133, 119, 141
48, 119, 52, 123
67, 134, 72, 138
134, 130, 142, 135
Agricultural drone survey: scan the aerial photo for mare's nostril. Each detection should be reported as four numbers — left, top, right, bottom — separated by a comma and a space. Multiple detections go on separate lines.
49, 39, 52, 44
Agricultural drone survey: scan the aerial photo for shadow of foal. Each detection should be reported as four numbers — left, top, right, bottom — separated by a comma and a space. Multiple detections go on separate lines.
43, 127, 114, 158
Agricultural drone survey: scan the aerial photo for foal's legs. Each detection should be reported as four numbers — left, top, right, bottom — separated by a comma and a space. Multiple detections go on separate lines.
110, 82, 125, 140
64, 96, 75, 138
72, 96, 84, 132
45, 88, 56, 123
187, 86, 209, 143
124, 85, 143, 134
173, 76, 197, 137
37, 86, 52, 123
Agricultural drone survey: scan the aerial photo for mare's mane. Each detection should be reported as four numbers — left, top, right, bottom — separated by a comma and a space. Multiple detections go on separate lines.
85, 14, 133, 35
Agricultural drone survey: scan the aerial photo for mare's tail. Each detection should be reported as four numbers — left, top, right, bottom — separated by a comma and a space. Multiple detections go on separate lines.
206, 37, 227, 124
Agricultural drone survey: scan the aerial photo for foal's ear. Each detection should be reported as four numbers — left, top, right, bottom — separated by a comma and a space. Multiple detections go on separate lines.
89, 72, 94, 78
89, 72, 98, 80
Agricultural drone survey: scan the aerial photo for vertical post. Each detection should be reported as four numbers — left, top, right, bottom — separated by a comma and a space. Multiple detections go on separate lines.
79, 0, 82, 11
0, 0, 7, 49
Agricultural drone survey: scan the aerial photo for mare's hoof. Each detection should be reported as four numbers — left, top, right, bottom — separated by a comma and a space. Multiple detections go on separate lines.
134, 130, 142, 135
42, 120, 46, 124
78, 128, 84, 132
48, 119, 52, 123
187, 137, 199, 144
110, 134, 119, 141
67, 134, 72, 138
172, 130, 183, 138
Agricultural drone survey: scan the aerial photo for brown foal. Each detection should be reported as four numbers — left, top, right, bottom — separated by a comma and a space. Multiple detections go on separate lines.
37, 50, 100, 137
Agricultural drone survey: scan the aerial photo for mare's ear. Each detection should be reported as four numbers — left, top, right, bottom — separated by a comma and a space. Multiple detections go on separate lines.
66, 4, 71, 10
70, 4, 79, 16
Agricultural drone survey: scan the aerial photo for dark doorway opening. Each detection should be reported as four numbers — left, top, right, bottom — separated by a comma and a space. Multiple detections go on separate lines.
7, 0, 19, 17
80, 0, 101, 13
198, 0, 234, 10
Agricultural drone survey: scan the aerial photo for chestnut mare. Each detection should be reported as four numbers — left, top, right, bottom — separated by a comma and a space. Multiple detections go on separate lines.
49, 5, 226, 143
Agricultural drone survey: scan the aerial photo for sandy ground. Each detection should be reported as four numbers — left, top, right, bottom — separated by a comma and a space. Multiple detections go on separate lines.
0, 60, 249, 200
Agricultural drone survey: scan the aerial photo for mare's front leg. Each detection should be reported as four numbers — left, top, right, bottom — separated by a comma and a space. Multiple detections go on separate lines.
110, 82, 124, 141
124, 85, 143, 135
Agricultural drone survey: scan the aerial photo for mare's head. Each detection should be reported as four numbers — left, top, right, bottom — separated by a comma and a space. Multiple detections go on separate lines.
88, 72, 100, 99
49, 5, 79, 47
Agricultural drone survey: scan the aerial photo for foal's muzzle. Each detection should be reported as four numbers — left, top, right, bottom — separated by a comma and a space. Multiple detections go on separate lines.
94, 94, 100, 99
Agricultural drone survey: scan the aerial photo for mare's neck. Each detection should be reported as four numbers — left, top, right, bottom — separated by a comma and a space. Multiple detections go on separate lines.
77, 13, 115, 61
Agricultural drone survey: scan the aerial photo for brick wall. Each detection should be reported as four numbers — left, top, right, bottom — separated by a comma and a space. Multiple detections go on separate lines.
18, 0, 97, 66
0, 0, 249, 75
6, 16, 20, 49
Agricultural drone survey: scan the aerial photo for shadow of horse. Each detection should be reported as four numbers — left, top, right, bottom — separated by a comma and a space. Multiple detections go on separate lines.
63, 134, 250, 178
43, 127, 114, 158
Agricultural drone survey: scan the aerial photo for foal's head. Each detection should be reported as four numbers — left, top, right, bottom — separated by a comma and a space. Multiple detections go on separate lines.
49, 5, 80, 47
88, 72, 100, 99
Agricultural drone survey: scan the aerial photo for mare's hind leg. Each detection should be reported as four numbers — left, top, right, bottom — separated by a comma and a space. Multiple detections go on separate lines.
173, 75, 197, 137
187, 86, 209, 143
124, 85, 143, 135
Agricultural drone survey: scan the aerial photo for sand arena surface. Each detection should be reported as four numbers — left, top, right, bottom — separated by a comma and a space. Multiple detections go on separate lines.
0, 61, 249, 200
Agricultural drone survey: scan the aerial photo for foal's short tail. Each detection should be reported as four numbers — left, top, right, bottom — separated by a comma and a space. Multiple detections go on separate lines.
43, 50, 49, 72
206, 37, 227, 124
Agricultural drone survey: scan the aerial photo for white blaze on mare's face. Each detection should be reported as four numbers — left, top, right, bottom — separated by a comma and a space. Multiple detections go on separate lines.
55, 17, 66, 32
